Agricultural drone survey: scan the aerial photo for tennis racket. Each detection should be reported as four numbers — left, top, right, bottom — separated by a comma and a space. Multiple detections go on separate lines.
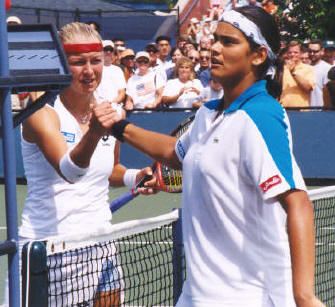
109, 115, 195, 213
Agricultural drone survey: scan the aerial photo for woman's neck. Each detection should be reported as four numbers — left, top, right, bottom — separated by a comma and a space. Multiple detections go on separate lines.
222, 73, 257, 109
60, 90, 93, 124
179, 76, 190, 83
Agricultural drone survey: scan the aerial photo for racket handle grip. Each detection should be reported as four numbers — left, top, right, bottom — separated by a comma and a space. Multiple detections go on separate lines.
109, 189, 137, 213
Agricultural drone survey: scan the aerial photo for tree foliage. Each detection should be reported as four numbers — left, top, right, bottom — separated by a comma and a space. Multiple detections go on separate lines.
274, 0, 335, 41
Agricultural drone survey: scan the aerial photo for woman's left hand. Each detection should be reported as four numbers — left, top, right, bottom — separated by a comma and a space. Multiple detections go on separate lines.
135, 167, 158, 195
90, 101, 121, 136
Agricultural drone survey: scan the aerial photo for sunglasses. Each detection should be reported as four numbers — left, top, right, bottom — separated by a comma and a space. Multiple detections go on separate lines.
309, 49, 321, 54
189, 57, 199, 61
103, 47, 114, 52
137, 59, 149, 64
200, 56, 210, 60
124, 56, 135, 60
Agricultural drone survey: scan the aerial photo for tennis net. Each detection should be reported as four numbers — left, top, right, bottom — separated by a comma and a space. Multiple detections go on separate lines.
309, 186, 335, 306
22, 187, 335, 306
22, 210, 184, 307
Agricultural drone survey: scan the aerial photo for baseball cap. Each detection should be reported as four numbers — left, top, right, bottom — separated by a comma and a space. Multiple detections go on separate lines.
145, 42, 158, 53
323, 40, 335, 49
135, 51, 150, 61
6, 16, 22, 24
120, 49, 135, 59
102, 40, 114, 49
190, 17, 199, 24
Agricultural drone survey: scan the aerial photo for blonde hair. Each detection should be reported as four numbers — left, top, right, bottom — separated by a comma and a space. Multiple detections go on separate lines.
176, 56, 195, 80
58, 22, 102, 44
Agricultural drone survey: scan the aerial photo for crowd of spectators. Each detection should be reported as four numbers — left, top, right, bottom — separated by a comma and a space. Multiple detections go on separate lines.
7, 0, 335, 111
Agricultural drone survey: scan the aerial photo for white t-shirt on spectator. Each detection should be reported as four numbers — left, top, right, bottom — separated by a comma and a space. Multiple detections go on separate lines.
199, 86, 223, 102
163, 78, 203, 108
310, 60, 332, 107
126, 70, 165, 109
95, 64, 126, 102
156, 58, 174, 71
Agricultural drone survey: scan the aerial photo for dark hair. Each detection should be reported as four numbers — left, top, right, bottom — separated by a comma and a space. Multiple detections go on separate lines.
170, 46, 182, 57
328, 66, 335, 81
155, 35, 171, 44
309, 39, 323, 48
112, 37, 125, 43
301, 46, 309, 53
85, 21, 100, 33
234, 6, 282, 99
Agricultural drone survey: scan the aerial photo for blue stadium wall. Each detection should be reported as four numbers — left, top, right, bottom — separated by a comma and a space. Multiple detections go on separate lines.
1, 110, 335, 182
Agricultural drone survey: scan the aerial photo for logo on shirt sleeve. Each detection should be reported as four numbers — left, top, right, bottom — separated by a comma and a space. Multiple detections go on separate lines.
176, 140, 186, 159
260, 175, 282, 193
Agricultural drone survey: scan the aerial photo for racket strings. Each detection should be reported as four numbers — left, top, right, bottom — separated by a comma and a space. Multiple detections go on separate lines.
161, 166, 183, 193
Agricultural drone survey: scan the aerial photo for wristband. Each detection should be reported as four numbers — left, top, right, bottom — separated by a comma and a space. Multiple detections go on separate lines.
123, 169, 140, 187
59, 149, 89, 183
111, 120, 130, 142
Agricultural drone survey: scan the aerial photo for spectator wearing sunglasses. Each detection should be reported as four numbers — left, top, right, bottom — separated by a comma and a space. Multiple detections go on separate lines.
95, 40, 126, 106
124, 52, 165, 110
308, 39, 332, 107
187, 49, 200, 73
196, 49, 211, 87
120, 49, 136, 82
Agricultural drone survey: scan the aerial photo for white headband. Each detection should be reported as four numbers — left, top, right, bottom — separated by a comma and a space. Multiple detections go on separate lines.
220, 10, 277, 63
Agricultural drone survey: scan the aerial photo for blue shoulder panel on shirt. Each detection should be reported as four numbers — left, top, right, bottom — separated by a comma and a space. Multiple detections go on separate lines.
242, 94, 296, 189
204, 99, 220, 110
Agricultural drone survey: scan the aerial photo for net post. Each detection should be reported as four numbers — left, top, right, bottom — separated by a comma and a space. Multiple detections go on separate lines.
22, 241, 48, 307
172, 208, 184, 305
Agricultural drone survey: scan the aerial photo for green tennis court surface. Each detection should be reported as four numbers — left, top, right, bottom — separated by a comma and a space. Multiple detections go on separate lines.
0, 184, 182, 304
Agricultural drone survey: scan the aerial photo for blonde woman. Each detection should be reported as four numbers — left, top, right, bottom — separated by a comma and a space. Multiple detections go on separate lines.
3, 22, 155, 307
161, 56, 203, 108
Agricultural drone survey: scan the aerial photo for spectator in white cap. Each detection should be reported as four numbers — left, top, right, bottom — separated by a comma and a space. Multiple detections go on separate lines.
6, 15, 22, 24
187, 17, 202, 44
124, 51, 165, 110
95, 40, 127, 107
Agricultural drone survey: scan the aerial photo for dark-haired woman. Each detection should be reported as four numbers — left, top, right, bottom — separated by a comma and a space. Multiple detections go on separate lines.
108, 6, 324, 307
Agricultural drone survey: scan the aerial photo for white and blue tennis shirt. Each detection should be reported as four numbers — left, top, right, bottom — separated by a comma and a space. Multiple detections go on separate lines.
175, 80, 306, 306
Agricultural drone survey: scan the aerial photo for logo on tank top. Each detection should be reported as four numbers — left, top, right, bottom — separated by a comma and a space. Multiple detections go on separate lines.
101, 135, 112, 146
61, 131, 75, 143
260, 175, 282, 193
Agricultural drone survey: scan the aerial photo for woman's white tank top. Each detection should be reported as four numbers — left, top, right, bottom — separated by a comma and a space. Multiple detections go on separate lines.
19, 97, 116, 239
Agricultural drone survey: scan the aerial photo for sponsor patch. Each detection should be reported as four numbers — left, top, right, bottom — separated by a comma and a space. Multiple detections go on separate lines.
61, 131, 75, 143
177, 140, 186, 159
260, 175, 282, 193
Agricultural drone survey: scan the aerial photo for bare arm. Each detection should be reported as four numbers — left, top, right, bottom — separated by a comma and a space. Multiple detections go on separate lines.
124, 95, 134, 111
114, 88, 126, 104
162, 86, 186, 106
108, 140, 158, 193
122, 123, 181, 170
292, 71, 314, 93
279, 190, 325, 307
153, 87, 164, 108
286, 62, 314, 93
323, 84, 331, 107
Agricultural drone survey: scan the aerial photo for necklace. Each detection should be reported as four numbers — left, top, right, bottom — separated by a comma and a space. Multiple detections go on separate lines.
61, 94, 92, 125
